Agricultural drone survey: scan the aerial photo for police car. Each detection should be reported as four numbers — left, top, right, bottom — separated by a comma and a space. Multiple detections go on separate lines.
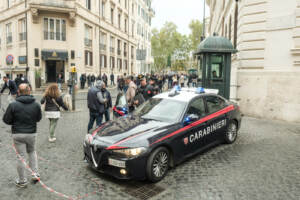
83, 87, 242, 182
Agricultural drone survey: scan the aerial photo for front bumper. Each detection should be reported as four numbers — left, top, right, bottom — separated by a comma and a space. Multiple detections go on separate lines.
83, 144, 148, 180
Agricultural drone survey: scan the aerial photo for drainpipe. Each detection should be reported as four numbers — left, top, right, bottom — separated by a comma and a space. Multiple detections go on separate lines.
25, 0, 29, 78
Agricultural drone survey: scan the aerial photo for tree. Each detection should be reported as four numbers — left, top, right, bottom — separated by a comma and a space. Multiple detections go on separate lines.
189, 19, 203, 51
151, 20, 203, 71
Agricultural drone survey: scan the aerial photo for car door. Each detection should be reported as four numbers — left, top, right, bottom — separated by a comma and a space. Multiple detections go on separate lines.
204, 95, 228, 144
181, 97, 209, 156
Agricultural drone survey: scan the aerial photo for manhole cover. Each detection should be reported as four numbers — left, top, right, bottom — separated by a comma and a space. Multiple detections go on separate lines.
122, 182, 165, 200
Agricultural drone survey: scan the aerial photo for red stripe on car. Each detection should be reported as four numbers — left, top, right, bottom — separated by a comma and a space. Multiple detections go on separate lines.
113, 106, 125, 116
150, 105, 235, 145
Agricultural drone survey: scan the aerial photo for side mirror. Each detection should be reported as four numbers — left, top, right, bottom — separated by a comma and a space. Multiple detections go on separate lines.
183, 114, 199, 125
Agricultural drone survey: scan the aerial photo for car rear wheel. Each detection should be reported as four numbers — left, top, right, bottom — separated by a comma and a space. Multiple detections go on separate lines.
225, 121, 238, 144
146, 147, 169, 182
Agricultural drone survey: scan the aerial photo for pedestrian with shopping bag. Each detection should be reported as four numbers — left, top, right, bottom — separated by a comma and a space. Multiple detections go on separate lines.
41, 84, 68, 142
2, 83, 42, 187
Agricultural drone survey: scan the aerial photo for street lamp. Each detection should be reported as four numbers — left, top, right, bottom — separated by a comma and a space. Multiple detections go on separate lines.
201, 0, 206, 41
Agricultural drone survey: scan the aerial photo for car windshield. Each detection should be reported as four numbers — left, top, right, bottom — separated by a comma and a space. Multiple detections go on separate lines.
133, 98, 187, 123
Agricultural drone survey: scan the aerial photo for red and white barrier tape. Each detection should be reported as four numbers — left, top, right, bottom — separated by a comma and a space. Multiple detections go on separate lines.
0, 142, 102, 200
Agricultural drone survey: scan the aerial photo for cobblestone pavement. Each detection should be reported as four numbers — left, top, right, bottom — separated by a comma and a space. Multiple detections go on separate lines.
0, 89, 299, 200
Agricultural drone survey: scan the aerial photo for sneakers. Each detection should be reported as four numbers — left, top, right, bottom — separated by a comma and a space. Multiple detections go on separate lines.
15, 179, 28, 188
32, 173, 40, 182
48, 137, 57, 142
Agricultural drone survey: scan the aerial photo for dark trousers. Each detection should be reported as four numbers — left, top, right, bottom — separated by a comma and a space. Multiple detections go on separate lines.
87, 111, 103, 132
111, 80, 115, 86
104, 109, 110, 122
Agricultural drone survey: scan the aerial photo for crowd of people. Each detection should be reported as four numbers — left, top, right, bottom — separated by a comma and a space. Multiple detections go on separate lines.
0, 71, 199, 188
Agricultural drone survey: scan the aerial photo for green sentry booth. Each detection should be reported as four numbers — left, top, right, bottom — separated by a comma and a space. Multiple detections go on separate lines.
195, 36, 237, 99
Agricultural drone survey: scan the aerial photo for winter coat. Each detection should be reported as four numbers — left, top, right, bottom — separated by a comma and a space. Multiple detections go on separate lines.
3, 95, 42, 133
126, 81, 137, 106
41, 96, 68, 112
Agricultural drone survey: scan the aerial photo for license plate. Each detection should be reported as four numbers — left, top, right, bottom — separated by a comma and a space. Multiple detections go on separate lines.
108, 158, 126, 168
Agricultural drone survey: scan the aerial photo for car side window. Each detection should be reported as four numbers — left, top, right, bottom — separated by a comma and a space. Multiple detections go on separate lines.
205, 96, 226, 113
186, 98, 206, 118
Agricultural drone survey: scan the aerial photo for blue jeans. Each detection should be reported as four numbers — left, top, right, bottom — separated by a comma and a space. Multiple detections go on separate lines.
87, 111, 103, 132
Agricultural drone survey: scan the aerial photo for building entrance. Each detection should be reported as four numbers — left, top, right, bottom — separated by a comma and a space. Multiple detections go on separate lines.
46, 60, 65, 83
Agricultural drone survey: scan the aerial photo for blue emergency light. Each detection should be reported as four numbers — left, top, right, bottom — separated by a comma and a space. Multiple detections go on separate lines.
195, 87, 205, 94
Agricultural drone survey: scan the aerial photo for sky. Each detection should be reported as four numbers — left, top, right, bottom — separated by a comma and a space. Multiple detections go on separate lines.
151, 0, 210, 36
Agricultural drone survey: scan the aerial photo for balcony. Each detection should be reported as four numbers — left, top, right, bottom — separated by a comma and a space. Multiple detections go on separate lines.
29, 0, 75, 9
100, 43, 106, 51
84, 38, 92, 47
110, 47, 115, 53
6, 35, 12, 44
19, 32, 27, 41
44, 31, 66, 41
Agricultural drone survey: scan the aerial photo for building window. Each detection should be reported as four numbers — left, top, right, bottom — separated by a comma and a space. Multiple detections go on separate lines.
131, 21, 134, 37
118, 13, 121, 29
124, 18, 127, 33
100, 54, 107, 68
101, 1, 105, 18
117, 58, 122, 70
117, 39, 121, 55
85, 50, 93, 66
7, 0, 11, 8
125, 0, 127, 9
110, 36, 115, 53
111, 7, 114, 24
86, 0, 91, 10
124, 60, 128, 70
110, 56, 115, 69
138, 5, 140, 15
124, 42, 127, 57
100, 32, 107, 50
132, 3, 134, 14
19, 18, 27, 41
84, 24, 92, 47
6, 23, 12, 44
131, 46, 134, 59
44, 18, 66, 41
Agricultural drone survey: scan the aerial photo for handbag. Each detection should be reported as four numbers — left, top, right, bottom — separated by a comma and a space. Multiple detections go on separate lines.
52, 98, 63, 112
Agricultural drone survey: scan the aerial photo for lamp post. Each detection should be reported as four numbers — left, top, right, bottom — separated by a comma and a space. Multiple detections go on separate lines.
201, 0, 206, 41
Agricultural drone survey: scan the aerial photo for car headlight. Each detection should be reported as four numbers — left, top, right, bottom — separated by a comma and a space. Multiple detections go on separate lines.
84, 134, 93, 145
112, 147, 147, 158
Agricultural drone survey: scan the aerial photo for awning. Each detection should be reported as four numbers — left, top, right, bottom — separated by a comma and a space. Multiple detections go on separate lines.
42, 49, 68, 61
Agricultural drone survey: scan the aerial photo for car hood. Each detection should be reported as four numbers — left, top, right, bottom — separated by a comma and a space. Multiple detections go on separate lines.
91, 115, 174, 148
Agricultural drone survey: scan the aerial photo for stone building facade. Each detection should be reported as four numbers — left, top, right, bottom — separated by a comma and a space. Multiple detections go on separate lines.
0, 0, 154, 89
206, 0, 300, 122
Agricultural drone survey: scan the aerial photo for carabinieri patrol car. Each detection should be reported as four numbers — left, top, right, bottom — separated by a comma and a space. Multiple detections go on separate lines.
83, 87, 242, 182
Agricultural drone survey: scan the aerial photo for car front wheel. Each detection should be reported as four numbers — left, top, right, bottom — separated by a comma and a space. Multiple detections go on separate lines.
225, 121, 238, 144
146, 147, 169, 182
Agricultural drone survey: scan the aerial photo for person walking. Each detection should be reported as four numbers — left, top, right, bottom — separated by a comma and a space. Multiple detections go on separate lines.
91, 74, 96, 87
110, 73, 115, 86
41, 84, 68, 142
100, 83, 112, 122
57, 74, 63, 92
102, 73, 108, 87
3, 83, 42, 187
179, 74, 185, 88
87, 80, 107, 132
0, 76, 18, 103
125, 76, 137, 112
